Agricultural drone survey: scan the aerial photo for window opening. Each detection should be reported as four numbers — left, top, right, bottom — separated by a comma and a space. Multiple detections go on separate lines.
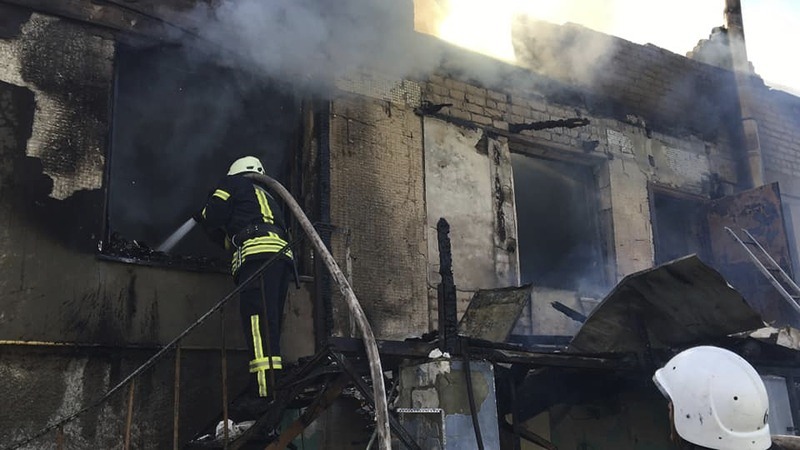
649, 186, 711, 265
103, 43, 301, 271
511, 153, 605, 293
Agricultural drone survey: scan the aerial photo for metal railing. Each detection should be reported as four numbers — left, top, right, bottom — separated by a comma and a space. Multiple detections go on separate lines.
4, 175, 390, 450
3, 243, 297, 450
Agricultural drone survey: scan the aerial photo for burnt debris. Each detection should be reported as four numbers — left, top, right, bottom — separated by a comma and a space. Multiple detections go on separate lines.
101, 232, 227, 273
414, 100, 453, 115
508, 117, 590, 133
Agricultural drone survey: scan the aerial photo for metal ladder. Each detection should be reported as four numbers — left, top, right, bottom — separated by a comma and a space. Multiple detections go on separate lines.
726, 227, 800, 315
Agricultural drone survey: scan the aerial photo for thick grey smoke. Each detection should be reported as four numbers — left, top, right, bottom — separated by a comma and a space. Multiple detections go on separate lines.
175, 0, 441, 95
512, 16, 619, 88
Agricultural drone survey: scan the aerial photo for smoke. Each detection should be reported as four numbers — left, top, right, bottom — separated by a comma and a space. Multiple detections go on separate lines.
169, 0, 441, 96
512, 16, 619, 88
510, 153, 610, 297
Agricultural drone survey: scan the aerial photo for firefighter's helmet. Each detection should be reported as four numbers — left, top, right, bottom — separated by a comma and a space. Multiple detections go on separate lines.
227, 156, 265, 176
653, 346, 771, 450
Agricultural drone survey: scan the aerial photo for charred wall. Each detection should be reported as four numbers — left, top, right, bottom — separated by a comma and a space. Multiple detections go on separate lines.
418, 34, 743, 335
751, 86, 800, 273
324, 27, 747, 338
0, 8, 235, 348
511, 19, 743, 145
0, 344, 249, 448
0, 8, 252, 448
422, 117, 520, 328
327, 92, 429, 340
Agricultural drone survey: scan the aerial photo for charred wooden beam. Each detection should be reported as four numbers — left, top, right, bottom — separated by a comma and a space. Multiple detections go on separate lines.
328, 336, 436, 360
437, 218, 459, 354
500, 420, 557, 450
550, 301, 587, 323
508, 117, 589, 134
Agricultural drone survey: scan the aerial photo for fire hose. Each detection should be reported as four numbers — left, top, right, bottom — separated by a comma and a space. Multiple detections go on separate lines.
244, 173, 392, 450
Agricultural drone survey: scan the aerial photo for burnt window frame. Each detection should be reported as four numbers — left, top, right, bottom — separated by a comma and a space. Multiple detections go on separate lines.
98, 39, 309, 273
507, 142, 611, 295
647, 183, 712, 265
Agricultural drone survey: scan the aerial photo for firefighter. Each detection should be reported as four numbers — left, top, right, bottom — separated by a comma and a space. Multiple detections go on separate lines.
196, 156, 293, 401
653, 346, 771, 450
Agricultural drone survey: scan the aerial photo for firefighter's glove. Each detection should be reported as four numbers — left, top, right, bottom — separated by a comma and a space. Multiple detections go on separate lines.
192, 209, 206, 223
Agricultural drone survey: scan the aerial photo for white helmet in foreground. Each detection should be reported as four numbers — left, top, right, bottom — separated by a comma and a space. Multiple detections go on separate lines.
653, 346, 770, 450
227, 156, 265, 176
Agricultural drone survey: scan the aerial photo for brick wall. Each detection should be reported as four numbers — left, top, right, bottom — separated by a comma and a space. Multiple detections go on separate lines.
327, 22, 800, 338
754, 87, 800, 181
513, 20, 742, 143
328, 94, 429, 339
412, 27, 752, 331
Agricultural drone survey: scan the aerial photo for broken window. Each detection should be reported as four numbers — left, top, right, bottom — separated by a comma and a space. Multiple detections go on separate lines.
103, 43, 301, 270
511, 153, 606, 293
649, 185, 711, 265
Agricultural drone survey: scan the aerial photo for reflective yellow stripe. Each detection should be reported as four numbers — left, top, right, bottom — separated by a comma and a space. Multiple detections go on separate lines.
213, 189, 230, 201
257, 370, 267, 397
242, 236, 291, 252
250, 315, 268, 397
254, 187, 274, 223
201, 207, 207, 219
242, 244, 291, 257
250, 315, 264, 360
243, 235, 287, 246
249, 356, 283, 372
230, 236, 293, 274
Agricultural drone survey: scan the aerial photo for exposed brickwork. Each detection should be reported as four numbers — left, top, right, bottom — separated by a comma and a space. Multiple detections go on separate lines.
754, 88, 800, 180
328, 94, 429, 339
414, 24, 791, 286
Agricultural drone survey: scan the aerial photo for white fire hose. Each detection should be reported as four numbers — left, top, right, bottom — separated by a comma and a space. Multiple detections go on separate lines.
244, 173, 392, 450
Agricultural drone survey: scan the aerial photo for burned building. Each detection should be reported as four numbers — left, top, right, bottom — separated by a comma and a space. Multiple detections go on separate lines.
2, 0, 800, 449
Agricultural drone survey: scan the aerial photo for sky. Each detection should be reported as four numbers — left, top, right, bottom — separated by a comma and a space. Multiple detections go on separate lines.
425, 0, 800, 95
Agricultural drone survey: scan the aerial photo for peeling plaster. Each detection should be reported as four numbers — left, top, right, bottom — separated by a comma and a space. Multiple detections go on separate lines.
0, 13, 113, 199
424, 117, 501, 291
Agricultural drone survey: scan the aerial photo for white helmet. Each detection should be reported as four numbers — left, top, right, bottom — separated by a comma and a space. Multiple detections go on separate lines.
227, 156, 265, 176
653, 346, 770, 450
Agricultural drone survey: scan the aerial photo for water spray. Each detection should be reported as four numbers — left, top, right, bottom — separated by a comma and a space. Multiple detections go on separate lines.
157, 217, 198, 252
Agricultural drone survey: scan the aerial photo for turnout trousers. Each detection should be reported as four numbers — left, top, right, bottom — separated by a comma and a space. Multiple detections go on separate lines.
235, 256, 292, 398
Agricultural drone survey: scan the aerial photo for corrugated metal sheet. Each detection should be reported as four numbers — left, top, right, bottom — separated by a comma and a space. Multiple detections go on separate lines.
569, 256, 763, 355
